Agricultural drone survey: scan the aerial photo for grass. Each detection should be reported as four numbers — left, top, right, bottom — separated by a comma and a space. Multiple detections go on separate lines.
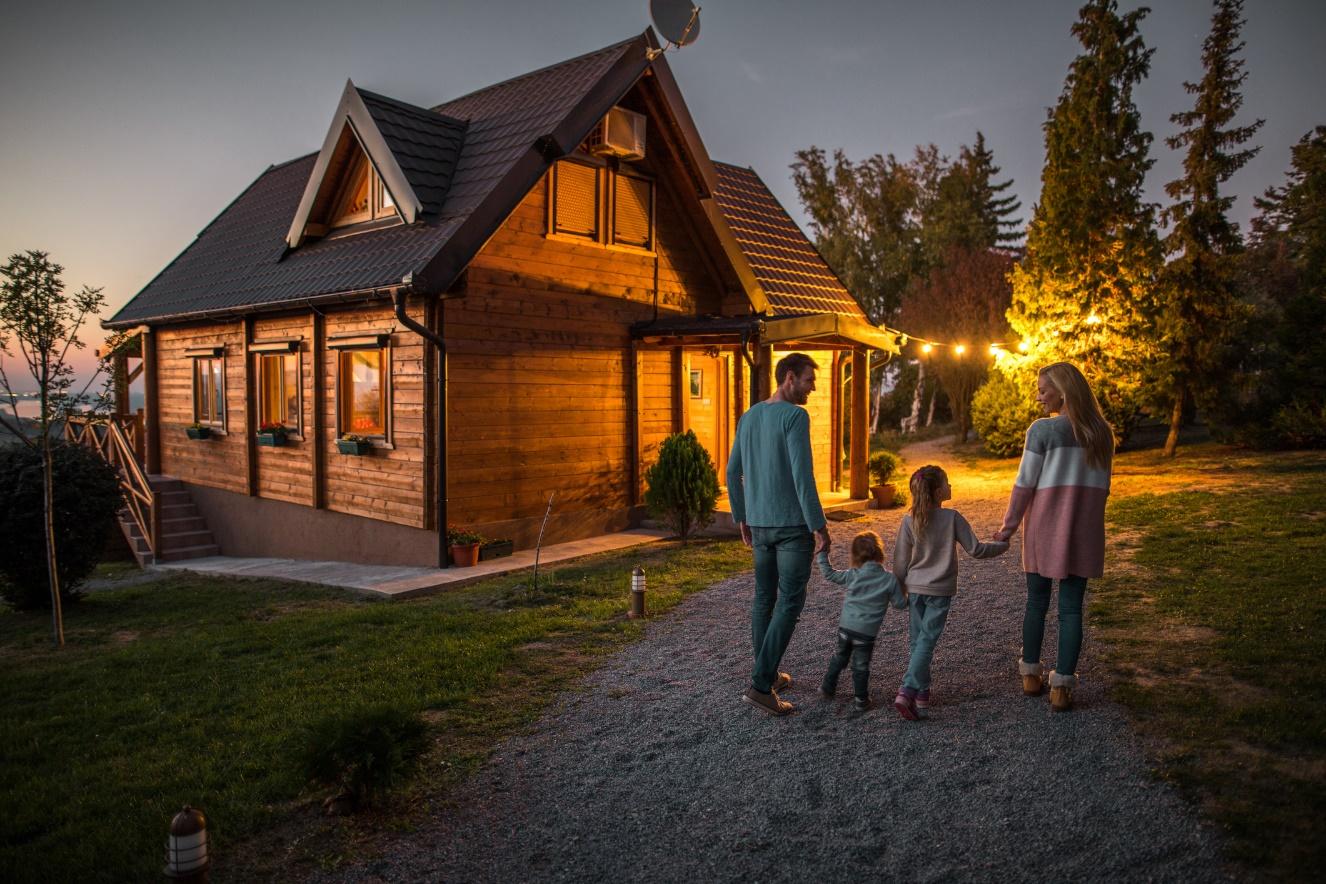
0, 537, 750, 883
1089, 445, 1326, 881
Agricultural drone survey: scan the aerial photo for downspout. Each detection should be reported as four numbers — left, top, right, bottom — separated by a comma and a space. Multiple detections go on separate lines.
393, 281, 448, 569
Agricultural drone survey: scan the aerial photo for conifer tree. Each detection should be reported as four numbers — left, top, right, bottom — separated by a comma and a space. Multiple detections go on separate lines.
1003, 0, 1161, 442
1156, 0, 1263, 456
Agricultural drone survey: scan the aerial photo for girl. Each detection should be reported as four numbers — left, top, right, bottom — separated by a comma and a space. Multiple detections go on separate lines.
893, 465, 1008, 720
993, 362, 1114, 712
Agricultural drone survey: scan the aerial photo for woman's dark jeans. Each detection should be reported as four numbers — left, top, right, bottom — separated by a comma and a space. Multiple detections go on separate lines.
1023, 572, 1088, 675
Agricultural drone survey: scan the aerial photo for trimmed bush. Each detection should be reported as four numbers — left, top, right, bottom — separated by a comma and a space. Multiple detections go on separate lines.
971, 372, 1040, 457
302, 706, 430, 809
867, 450, 902, 486
644, 430, 719, 541
0, 442, 122, 610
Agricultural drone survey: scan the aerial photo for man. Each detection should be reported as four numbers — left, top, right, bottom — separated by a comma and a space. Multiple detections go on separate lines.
726, 352, 830, 715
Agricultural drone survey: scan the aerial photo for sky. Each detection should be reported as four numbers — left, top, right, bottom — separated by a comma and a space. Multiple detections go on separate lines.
2, 0, 1323, 389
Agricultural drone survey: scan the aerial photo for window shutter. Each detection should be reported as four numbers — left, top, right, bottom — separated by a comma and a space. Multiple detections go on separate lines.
554, 161, 599, 238
613, 174, 652, 249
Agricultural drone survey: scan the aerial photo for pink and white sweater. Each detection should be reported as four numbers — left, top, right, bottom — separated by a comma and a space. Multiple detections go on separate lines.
999, 415, 1111, 579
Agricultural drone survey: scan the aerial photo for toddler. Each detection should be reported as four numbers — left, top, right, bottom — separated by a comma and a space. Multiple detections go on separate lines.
816, 530, 907, 711
893, 465, 1008, 720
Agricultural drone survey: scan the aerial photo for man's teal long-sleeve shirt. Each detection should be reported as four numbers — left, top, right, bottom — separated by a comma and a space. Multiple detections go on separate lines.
725, 400, 826, 531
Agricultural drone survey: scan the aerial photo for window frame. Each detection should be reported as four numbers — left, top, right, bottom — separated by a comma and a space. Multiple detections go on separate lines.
609, 168, 655, 252
331, 340, 391, 444
189, 352, 227, 430
548, 157, 604, 242
546, 157, 655, 255
329, 156, 399, 230
256, 350, 303, 437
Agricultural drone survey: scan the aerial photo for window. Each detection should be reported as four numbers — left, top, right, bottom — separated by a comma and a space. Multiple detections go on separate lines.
338, 348, 387, 436
330, 154, 397, 228
257, 352, 300, 433
548, 159, 654, 251
192, 357, 225, 427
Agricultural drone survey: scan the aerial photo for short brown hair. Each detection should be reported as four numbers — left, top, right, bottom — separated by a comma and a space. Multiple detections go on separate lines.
774, 352, 819, 384
850, 530, 886, 568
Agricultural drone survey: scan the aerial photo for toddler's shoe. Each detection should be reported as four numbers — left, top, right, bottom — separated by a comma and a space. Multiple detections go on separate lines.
853, 696, 873, 712
915, 689, 931, 718
893, 691, 919, 721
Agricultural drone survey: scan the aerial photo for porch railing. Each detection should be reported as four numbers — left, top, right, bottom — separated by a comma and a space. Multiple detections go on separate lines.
65, 414, 159, 559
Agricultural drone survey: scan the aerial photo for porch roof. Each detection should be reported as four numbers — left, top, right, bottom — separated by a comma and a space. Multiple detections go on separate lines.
631, 312, 903, 354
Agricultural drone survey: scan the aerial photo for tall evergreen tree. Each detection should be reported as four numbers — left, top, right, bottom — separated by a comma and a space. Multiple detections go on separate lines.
920, 133, 1023, 261
1155, 0, 1263, 456
1004, 0, 1161, 441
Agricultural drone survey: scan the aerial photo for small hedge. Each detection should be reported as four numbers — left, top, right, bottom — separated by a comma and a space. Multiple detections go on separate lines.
302, 706, 430, 809
644, 430, 719, 541
971, 372, 1040, 457
0, 442, 122, 610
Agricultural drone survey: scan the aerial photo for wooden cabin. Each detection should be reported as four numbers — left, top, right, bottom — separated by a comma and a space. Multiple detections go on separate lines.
101, 31, 900, 568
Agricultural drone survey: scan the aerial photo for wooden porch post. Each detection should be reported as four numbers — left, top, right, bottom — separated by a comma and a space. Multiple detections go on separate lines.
112, 351, 129, 418
754, 344, 774, 403
244, 317, 258, 496
142, 326, 161, 475
312, 311, 326, 509
671, 347, 686, 433
830, 352, 843, 493
850, 349, 868, 499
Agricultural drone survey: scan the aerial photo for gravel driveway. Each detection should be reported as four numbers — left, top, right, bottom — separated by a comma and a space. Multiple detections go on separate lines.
318, 444, 1228, 883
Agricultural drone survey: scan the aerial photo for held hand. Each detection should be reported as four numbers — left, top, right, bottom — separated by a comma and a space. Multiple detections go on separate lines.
739, 522, 753, 548
814, 527, 831, 554
992, 528, 1012, 543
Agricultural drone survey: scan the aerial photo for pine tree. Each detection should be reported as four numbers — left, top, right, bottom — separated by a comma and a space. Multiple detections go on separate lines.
1156, 0, 1263, 456
967, 132, 1024, 251
1004, 0, 1161, 442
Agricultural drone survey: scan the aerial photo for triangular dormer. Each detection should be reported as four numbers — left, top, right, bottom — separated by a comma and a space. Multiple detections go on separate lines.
287, 81, 467, 248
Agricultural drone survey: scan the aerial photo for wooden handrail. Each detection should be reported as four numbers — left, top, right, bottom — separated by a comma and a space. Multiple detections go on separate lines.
65, 416, 159, 558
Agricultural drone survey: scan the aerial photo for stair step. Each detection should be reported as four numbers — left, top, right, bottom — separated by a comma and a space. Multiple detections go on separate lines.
160, 530, 218, 549
161, 503, 199, 519
161, 516, 206, 533
157, 544, 220, 562
149, 478, 185, 492
159, 490, 192, 506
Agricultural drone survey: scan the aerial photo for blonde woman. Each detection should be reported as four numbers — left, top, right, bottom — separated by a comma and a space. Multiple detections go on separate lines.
993, 363, 1114, 711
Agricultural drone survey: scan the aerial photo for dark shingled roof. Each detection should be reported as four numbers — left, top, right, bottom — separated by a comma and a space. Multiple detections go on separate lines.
711, 161, 867, 321
107, 35, 643, 327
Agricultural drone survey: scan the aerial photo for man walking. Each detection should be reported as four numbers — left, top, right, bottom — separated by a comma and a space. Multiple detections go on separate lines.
726, 352, 830, 715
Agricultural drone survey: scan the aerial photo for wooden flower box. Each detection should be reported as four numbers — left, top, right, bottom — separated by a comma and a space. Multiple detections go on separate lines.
479, 539, 514, 561
256, 432, 287, 447
186, 426, 212, 440
336, 439, 373, 456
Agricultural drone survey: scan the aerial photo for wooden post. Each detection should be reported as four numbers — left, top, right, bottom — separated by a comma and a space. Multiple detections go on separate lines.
850, 349, 868, 500
244, 317, 257, 497
112, 351, 129, 418
312, 311, 326, 509
830, 352, 842, 493
142, 326, 161, 476
754, 344, 774, 403
628, 342, 642, 507
671, 347, 685, 433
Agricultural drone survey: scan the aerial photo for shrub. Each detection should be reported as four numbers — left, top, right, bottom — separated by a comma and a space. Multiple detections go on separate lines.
0, 442, 122, 610
971, 372, 1040, 456
446, 525, 484, 546
644, 430, 719, 541
302, 706, 430, 809
867, 450, 902, 486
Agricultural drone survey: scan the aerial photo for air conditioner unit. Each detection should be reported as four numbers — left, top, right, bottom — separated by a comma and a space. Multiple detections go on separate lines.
586, 107, 646, 161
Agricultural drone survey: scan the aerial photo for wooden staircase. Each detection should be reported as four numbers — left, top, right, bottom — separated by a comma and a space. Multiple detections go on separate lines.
119, 476, 220, 566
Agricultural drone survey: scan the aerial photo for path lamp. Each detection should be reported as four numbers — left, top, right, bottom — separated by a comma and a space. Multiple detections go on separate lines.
164, 805, 209, 882
628, 567, 647, 619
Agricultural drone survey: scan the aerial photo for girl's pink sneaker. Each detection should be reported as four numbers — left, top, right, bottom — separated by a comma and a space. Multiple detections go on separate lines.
915, 690, 931, 718
893, 691, 919, 721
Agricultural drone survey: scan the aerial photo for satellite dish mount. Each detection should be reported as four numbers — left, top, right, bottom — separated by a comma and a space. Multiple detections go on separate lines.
647, 1, 701, 60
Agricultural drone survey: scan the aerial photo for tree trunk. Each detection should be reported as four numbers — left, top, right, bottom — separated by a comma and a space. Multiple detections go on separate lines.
41, 407, 64, 648
902, 361, 925, 433
870, 366, 885, 435
1163, 389, 1184, 458
925, 383, 937, 427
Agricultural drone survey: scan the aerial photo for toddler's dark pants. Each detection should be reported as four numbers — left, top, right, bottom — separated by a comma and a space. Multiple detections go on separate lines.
822, 627, 876, 700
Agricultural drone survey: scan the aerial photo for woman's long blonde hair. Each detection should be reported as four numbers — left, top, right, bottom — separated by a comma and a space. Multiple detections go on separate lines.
909, 465, 948, 539
1039, 362, 1114, 471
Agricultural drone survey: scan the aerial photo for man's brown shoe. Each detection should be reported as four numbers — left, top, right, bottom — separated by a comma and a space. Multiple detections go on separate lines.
742, 687, 793, 716
773, 671, 793, 692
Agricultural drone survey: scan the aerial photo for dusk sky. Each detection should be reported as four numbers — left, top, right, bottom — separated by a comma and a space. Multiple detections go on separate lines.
2, 0, 1323, 387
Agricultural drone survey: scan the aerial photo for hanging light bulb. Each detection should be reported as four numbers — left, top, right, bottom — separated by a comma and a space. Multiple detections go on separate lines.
1018, 340, 1030, 353
954, 344, 966, 356
988, 344, 1001, 356
1086, 313, 1102, 326
921, 343, 933, 354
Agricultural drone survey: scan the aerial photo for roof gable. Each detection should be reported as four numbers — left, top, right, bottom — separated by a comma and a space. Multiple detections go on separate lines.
711, 162, 868, 320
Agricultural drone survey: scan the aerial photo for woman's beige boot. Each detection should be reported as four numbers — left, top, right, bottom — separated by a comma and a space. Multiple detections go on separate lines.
1019, 658, 1045, 696
1048, 670, 1078, 712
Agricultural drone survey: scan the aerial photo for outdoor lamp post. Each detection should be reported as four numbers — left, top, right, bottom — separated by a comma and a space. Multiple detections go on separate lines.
164, 805, 209, 882
628, 567, 647, 619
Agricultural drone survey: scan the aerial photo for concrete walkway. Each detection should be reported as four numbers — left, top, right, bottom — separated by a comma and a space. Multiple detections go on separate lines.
154, 528, 672, 599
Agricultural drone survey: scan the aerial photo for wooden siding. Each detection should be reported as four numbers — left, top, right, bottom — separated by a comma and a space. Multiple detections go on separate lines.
157, 323, 248, 494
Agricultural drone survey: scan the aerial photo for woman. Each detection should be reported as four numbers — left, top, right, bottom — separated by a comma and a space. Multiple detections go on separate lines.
993, 363, 1113, 711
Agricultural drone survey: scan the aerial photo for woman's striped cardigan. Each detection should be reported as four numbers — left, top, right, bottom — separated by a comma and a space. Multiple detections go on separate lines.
999, 415, 1111, 579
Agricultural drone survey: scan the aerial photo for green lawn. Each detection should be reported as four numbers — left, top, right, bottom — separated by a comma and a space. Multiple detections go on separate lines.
1091, 447, 1326, 881
0, 538, 750, 883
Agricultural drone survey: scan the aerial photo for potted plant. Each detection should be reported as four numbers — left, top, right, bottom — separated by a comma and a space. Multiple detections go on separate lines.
479, 537, 514, 561
447, 525, 484, 567
256, 421, 290, 447
336, 433, 373, 456
867, 450, 903, 508
186, 422, 212, 440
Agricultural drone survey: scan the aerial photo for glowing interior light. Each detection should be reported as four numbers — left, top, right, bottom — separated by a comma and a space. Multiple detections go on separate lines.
921, 343, 933, 354
1018, 341, 1030, 352
988, 344, 1001, 355
1086, 313, 1102, 325
954, 344, 966, 356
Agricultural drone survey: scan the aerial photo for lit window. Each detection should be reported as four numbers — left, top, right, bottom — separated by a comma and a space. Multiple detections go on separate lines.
331, 155, 398, 228
258, 353, 300, 432
338, 348, 386, 436
193, 358, 225, 427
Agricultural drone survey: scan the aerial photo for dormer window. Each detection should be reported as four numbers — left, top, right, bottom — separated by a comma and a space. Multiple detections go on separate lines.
330, 154, 398, 229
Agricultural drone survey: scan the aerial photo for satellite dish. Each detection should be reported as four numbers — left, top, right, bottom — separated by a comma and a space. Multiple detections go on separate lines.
650, 0, 701, 48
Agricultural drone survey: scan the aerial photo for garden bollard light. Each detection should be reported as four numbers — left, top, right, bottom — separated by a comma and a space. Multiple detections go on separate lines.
164, 805, 209, 882
628, 566, 647, 619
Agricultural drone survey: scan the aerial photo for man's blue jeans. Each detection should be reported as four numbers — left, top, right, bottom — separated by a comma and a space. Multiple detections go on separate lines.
902, 594, 952, 691
750, 525, 814, 693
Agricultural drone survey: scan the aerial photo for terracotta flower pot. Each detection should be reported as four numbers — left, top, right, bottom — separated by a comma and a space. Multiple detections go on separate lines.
449, 543, 480, 567
870, 484, 896, 508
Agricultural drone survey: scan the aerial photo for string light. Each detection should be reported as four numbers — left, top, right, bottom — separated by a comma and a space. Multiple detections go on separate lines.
954, 344, 966, 356
920, 343, 933, 354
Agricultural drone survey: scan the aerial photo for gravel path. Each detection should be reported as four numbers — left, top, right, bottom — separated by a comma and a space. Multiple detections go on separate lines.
318, 440, 1228, 883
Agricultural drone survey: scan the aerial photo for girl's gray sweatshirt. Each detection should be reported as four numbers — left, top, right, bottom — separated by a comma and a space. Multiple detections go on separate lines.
892, 508, 1008, 597
816, 554, 906, 638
